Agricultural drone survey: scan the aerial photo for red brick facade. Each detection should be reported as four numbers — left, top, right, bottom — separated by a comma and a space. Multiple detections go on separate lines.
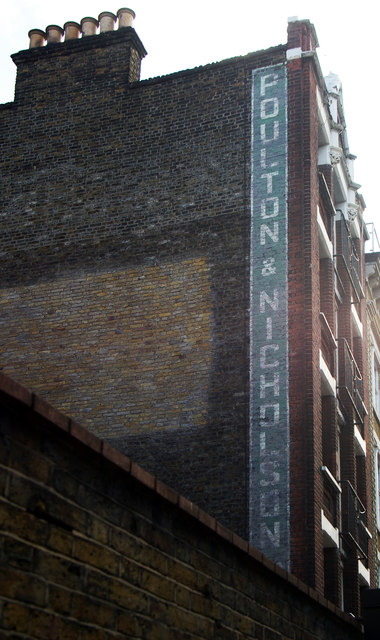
286, 19, 373, 610
287, 24, 324, 591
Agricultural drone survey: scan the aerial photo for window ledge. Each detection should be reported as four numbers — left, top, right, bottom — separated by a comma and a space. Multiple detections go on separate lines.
321, 466, 342, 493
358, 560, 370, 586
321, 510, 339, 548
354, 426, 366, 457
320, 351, 337, 397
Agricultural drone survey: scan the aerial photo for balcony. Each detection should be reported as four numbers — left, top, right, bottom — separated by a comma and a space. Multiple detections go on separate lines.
340, 480, 371, 568
337, 338, 367, 426
334, 215, 364, 303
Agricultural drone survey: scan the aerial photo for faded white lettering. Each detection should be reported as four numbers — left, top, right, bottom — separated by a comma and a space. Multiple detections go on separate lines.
260, 372, 280, 398
260, 121, 279, 143
260, 290, 279, 313
260, 222, 279, 245
260, 344, 279, 369
260, 97, 279, 119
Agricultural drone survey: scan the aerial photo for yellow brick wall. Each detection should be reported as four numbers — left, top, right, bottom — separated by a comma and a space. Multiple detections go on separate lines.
0, 383, 363, 640
1, 258, 212, 438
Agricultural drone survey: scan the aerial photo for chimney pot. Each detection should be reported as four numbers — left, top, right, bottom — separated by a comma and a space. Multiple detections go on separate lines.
80, 17, 99, 36
117, 8, 136, 28
46, 25, 64, 43
98, 11, 117, 33
64, 21, 81, 40
28, 29, 46, 48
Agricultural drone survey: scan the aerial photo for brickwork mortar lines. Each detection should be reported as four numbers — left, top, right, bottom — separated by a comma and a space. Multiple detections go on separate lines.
0, 377, 364, 636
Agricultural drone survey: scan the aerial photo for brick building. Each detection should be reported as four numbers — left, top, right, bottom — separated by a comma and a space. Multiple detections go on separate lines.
0, 9, 374, 615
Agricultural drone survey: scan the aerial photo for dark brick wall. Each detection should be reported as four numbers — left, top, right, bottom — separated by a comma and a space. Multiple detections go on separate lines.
0, 29, 285, 538
0, 375, 363, 639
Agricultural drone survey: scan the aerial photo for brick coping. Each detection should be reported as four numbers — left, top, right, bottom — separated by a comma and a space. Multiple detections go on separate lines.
134, 43, 287, 88
11, 27, 147, 66
0, 371, 363, 632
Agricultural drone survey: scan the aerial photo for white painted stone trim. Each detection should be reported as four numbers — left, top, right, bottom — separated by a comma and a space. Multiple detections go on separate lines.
316, 86, 330, 146
350, 213, 361, 239
351, 304, 363, 339
358, 559, 370, 586
319, 350, 337, 397
286, 47, 302, 60
354, 425, 366, 457
317, 207, 333, 259
321, 466, 342, 493
321, 510, 340, 548
334, 160, 348, 202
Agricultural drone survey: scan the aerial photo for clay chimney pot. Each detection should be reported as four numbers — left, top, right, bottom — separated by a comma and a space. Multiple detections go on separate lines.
98, 11, 117, 33
28, 29, 46, 48
80, 17, 99, 36
64, 21, 81, 40
117, 8, 136, 28
46, 25, 64, 43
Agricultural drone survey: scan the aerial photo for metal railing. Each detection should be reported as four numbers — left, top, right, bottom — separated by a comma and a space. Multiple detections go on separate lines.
334, 216, 364, 302
337, 338, 367, 425
340, 480, 370, 567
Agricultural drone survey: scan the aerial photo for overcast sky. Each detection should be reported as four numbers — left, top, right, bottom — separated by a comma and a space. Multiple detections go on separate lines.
1, 1, 377, 239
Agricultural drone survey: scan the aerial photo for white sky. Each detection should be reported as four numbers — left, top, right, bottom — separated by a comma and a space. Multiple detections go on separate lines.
1, 1, 378, 238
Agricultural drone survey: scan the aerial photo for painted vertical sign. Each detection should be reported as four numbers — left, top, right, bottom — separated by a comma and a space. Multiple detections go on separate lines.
249, 63, 290, 570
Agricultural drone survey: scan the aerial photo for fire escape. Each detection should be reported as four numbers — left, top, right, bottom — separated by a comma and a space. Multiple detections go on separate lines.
335, 214, 365, 303
340, 480, 370, 568
335, 215, 370, 571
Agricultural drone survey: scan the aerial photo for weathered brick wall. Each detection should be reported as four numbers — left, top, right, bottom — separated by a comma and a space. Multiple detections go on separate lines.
2, 261, 213, 436
0, 29, 285, 537
0, 375, 363, 639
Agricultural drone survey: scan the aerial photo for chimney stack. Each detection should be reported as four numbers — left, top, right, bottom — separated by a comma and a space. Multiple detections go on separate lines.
287, 17, 319, 53
13, 7, 146, 105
